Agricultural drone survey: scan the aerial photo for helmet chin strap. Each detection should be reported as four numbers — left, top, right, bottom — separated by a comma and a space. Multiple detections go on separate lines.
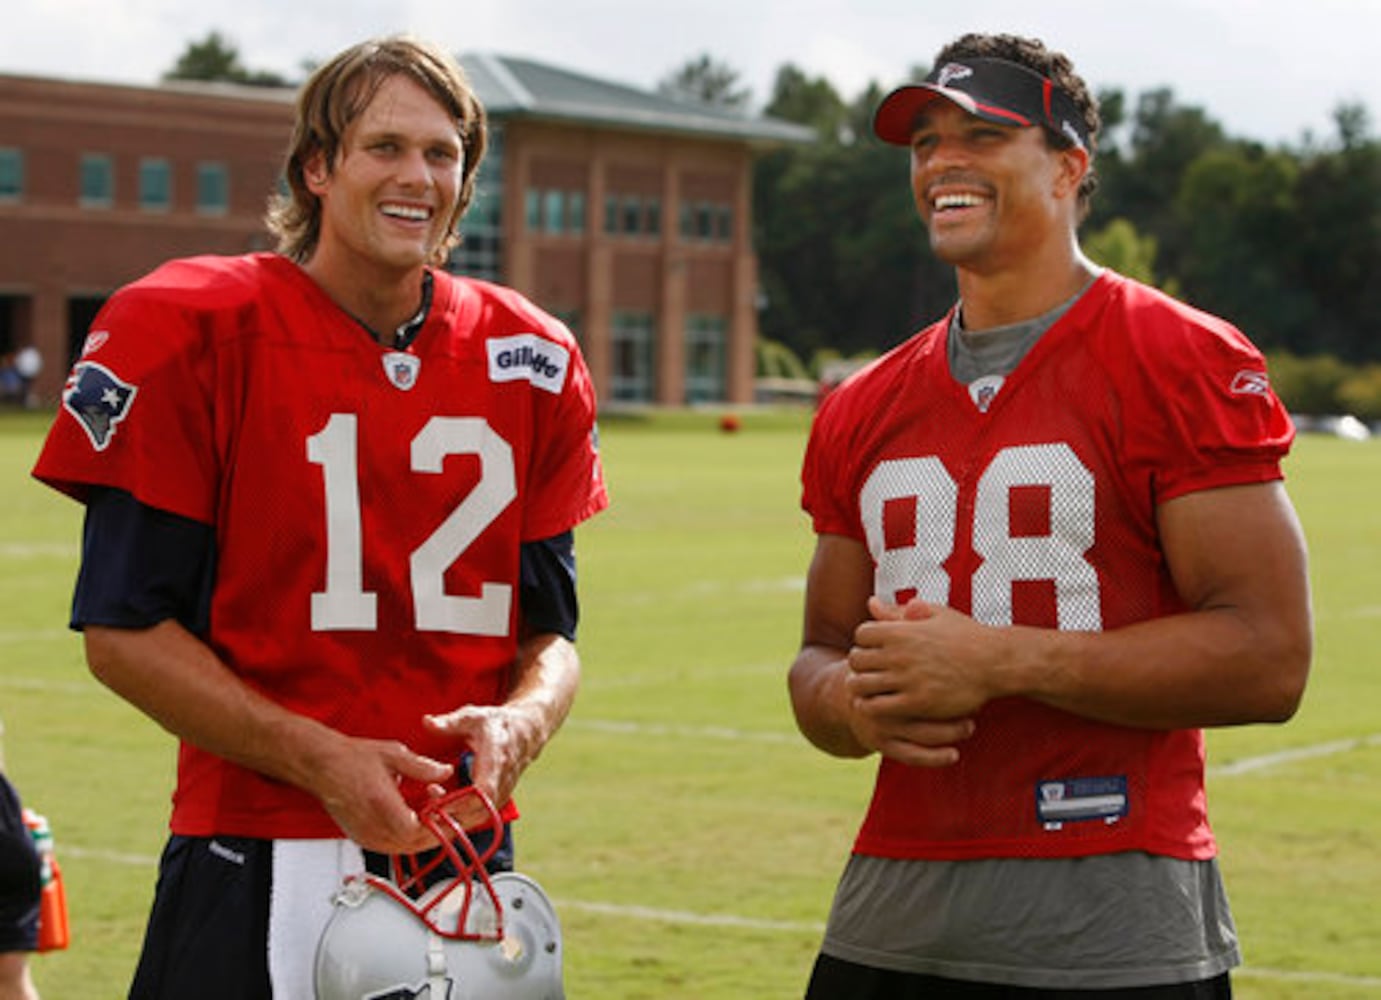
426, 929, 451, 997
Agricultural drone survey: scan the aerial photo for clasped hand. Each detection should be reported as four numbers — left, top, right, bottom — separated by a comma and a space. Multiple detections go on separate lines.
845, 596, 996, 767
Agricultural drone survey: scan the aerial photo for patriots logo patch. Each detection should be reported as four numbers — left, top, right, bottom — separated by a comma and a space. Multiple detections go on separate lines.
62, 361, 137, 451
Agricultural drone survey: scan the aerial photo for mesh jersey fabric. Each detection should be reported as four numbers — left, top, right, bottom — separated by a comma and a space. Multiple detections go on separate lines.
801, 271, 1293, 861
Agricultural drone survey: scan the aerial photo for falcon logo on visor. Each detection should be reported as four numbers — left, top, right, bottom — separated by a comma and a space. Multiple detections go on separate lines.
935, 63, 974, 88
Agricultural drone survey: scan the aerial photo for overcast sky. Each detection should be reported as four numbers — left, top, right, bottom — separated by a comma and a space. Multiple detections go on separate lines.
3, 0, 1374, 147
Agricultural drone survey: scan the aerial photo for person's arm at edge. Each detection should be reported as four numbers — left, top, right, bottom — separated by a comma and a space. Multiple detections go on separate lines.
0, 951, 39, 1000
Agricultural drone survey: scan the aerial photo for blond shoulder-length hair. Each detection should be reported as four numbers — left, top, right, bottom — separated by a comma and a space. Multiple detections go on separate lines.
265, 35, 487, 266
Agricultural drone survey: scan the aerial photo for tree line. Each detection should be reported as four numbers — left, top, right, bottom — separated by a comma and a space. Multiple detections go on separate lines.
727, 61, 1381, 416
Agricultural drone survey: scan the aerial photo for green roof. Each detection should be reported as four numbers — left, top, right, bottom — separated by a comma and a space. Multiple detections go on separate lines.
459, 53, 813, 146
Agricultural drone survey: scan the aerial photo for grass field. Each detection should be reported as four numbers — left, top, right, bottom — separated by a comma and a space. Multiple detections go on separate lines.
3, 405, 1379, 998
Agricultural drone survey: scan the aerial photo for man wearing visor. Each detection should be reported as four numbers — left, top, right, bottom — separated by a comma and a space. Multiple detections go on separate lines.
789, 32, 1312, 998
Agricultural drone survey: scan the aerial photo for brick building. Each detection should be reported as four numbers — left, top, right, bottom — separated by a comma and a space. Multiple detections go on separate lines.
0, 56, 810, 406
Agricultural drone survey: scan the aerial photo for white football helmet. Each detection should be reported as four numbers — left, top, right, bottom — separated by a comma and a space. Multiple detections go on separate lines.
314, 787, 564, 1000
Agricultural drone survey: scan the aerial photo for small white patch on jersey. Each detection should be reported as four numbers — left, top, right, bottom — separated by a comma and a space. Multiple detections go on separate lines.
487, 333, 570, 395
968, 374, 1005, 413
1230, 370, 1270, 396
81, 330, 110, 357
382, 351, 421, 391
207, 839, 247, 866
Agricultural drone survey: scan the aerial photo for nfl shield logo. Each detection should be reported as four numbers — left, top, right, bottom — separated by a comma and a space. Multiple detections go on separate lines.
968, 374, 1004, 413
382, 352, 421, 391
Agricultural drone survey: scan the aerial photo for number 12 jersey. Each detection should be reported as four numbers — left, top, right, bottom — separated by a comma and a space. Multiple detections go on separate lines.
34, 253, 609, 838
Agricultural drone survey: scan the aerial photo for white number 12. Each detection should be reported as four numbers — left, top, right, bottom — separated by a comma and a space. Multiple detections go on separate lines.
306, 413, 516, 635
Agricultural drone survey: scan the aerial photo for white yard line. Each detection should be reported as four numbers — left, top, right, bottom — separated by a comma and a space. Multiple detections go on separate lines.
36, 677, 1381, 991
0, 542, 77, 559
567, 717, 799, 744
0, 629, 76, 645
1235, 966, 1381, 989
1210, 733, 1381, 776
60, 854, 1381, 988
555, 899, 825, 934
569, 717, 1381, 775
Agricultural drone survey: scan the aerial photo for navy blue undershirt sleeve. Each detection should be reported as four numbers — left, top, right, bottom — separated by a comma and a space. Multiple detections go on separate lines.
518, 530, 579, 641
72, 487, 217, 633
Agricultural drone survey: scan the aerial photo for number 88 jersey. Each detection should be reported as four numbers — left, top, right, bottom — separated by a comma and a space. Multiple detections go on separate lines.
801, 272, 1293, 862
33, 253, 608, 839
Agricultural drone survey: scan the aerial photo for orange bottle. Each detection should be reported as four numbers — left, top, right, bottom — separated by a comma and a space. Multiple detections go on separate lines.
22, 808, 70, 952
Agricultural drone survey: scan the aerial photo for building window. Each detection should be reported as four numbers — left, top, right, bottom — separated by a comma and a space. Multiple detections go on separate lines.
611, 311, 655, 402
0, 148, 22, 201
543, 190, 565, 234
604, 194, 661, 238
716, 204, 733, 242
685, 315, 727, 403
452, 122, 504, 281
79, 154, 113, 208
196, 162, 229, 214
525, 187, 587, 235
680, 200, 734, 244
620, 196, 641, 234
525, 189, 542, 230
139, 158, 172, 211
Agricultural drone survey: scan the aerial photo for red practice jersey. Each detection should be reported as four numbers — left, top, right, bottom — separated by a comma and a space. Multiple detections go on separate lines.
801, 272, 1294, 861
34, 254, 608, 838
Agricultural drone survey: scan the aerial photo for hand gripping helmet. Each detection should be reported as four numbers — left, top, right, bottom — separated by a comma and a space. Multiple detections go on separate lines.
314, 787, 564, 1000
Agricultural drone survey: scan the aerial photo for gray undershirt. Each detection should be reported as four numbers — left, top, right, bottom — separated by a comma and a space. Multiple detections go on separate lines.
948, 277, 1093, 387
820, 852, 1240, 989
821, 274, 1242, 989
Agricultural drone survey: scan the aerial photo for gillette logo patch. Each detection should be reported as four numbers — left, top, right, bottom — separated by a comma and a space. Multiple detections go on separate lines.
487, 334, 570, 394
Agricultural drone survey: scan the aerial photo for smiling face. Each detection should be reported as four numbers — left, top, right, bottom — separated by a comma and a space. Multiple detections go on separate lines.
910, 101, 1085, 275
304, 72, 465, 288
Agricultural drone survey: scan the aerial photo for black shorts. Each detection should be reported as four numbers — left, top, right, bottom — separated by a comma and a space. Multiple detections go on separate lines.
128, 826, 513, 999
805, 954, 1233, 999
0, 773, 40, 954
